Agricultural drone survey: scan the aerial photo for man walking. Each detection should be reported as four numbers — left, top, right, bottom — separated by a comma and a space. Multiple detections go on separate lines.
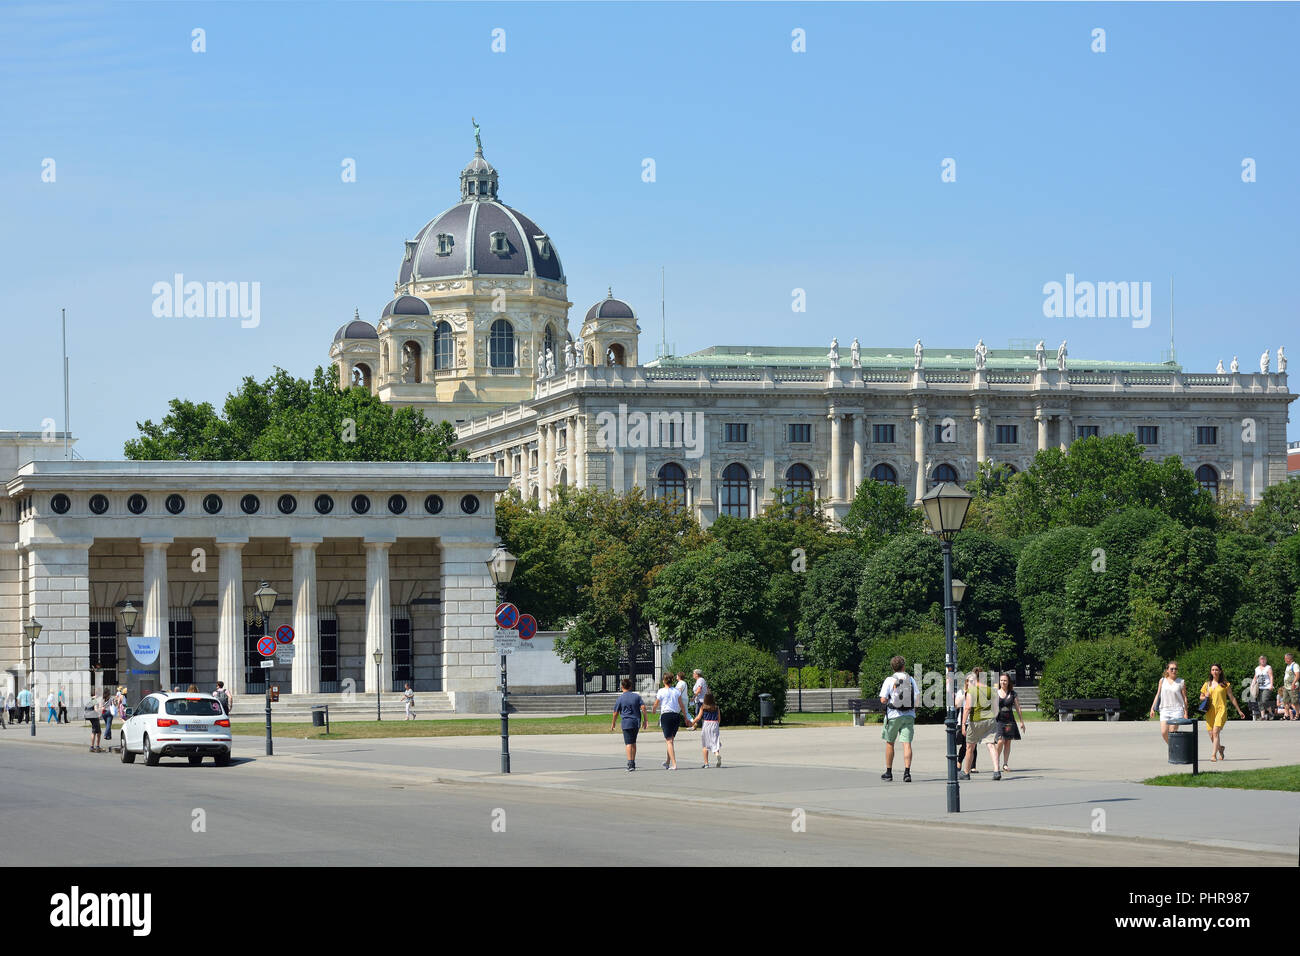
691, 670, 708, 720
402, 682, 416, 720
57, 686, 68, 723
879, 655, 918, 782
1252, 656, 1275, 720
17, 686, 32, 723
959, 667, 996, 780
1281, 652, 1299, 721
213, 681, 231, 715
610, 678, 648, 771
675, 671, 692, 724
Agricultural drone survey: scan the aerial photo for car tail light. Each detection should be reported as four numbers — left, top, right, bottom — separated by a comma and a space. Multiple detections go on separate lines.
215, 719, 230, 728
157, 718, 178, 727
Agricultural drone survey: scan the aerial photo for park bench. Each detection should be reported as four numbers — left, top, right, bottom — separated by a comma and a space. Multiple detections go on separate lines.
848, 697, 887, 726
1056, 697, 1121, 721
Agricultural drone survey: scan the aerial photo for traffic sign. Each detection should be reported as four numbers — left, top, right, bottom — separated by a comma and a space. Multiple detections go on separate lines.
275, 624, 295, 644
494, 631, 521, 655
257, 636, 277, 657
495, 603, 519, 629
517, 614, 538, 640
259, 660, 275, 669
277, 644, 297, 663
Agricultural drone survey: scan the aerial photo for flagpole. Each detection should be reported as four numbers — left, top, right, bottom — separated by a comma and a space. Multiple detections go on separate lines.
62, 308, 70, 459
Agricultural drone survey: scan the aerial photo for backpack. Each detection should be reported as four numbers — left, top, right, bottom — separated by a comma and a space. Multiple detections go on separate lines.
888, 674, 915, 711
215, 689, 230, 710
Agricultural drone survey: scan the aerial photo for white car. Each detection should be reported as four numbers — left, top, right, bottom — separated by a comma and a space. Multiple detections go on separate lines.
121, 692, 233, 766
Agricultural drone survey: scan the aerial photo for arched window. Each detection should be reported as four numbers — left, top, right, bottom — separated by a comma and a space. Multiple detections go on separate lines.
1195, 464, 1219, 496
558, 467, 568, 488
350, 363, 372, 390
489, 319, 515, 369
784, 463, 814, 504
401, 341, 422, 383
870, 463, 897, 486
606, 343, 626, 366
930, 463, 960, 489
434, 321, 453, 370
721, 463, 751, 519
544, 324, 556, 362
658, 463, 687, 509
584, 345, 595, 366
381, 341, 390, 379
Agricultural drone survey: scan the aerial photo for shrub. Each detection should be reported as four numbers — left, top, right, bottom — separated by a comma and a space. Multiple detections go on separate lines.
859, 626, 986, 724
1176, 639, 1296, 719
786, 666, 855, 690
668, 637, 786, 726
1037, 636, 1161, 719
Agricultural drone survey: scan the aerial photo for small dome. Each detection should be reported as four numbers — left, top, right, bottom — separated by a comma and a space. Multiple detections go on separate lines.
585, 288, 636, 322
381, 295, 431, 318
334, 313, 378, 343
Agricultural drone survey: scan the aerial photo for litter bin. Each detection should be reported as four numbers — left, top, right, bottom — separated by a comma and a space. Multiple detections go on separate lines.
758, 693, 774, 728
1166, 717, 1198, 774
311, 705, 329, 733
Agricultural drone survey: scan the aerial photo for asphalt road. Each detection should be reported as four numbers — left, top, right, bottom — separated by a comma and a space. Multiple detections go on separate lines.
0, 742, 1280, 867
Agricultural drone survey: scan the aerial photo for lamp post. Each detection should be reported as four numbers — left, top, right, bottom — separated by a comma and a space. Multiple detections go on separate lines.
919, 481, 972, 814
253, 581, 277, 756
117, 601, 138, 751
794, 642, 806, 714
24, 617, 41, 737
487, 546, 517, 774
373, 649, 384, 721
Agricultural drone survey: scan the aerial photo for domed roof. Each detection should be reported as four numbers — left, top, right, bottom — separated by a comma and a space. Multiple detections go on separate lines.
397, 141, 564, 287
381, 294, 431, 318
585, 288, 636, 322
334, 311, 378, 343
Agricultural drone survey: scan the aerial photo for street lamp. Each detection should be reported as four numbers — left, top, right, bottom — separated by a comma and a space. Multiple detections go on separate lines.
114, 600, 139, 752
919, 481, 972, 814
373, 649, 384, 721
487, 546, 517, 774
794, 642, 806, 714
253, 581, 278, 756
23, 616, 41, 737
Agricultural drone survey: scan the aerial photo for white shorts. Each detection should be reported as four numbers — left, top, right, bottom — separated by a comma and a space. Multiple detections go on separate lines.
1159, 708, 1183, 722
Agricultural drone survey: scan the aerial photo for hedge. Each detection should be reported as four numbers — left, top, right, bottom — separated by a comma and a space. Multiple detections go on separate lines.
1175, 639, 1296, 719
786, 666, 856, 690
1037, 636, 1162, 720
667, 637, 786, 726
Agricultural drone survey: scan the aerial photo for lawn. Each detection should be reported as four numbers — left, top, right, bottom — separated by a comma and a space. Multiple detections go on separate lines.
1143, 764, 1300, 792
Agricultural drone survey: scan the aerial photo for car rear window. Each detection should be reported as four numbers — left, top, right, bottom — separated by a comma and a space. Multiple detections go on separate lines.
165, 698, 224, 716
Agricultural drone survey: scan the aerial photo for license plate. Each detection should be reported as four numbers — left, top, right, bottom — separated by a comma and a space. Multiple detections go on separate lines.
184, 724, 207, 733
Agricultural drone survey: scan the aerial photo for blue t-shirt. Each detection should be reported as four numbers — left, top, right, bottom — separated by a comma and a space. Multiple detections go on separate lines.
613, 691, 645, 729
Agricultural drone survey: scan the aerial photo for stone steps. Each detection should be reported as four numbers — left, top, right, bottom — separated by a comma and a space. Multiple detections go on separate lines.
229, 692, 454, 720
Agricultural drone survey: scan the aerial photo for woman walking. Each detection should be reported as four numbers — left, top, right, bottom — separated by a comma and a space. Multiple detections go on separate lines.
651, 673, 686, 770
689, 692, 723, 768
101, 689, 115, 742
990, 673, 1026, 780
1149, 661, 1189, 742
402, 682, 416, 720
955, 673, 978, 773
1199, 663, 1245, 761
85, 693, 103, 753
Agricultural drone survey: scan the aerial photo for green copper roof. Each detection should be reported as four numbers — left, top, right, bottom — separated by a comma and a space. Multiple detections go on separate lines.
646, 345, 1181, 373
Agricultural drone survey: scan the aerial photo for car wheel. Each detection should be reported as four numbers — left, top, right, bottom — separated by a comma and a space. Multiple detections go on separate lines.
187, 755, 203, 766
214, 753, 230, 767
143, 734, 161, 766
120, 738, 136, 764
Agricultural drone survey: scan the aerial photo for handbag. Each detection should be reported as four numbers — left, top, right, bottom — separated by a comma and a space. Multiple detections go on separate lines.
1197, 696, 1209, 714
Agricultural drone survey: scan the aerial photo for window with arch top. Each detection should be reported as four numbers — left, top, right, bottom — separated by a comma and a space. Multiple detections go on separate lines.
489, 319, 515, 369
657, 462, 687, 509
783, 463, 814, 504
1195, 464, 1219, 496
930, 463, 960, 489
870, 463, 898, 486
434, 321, 454, 371
721, 463, 751, 519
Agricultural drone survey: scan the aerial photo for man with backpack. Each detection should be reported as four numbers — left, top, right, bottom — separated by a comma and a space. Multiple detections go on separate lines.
878, 655, 918, 782
213, 681, 232, 715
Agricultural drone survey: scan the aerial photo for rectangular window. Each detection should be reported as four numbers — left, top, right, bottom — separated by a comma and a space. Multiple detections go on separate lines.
787, 423, 811, 443
872, 424, 896, 444
168, 612, 195, 689
659, 418, 680, 447
1075, 425, 1100, 440
89, 613, 118, 690
723, 423, 748, 443
1137, 425, 1159, 446
995, 424, 1018, 445
319, 614, 339, 691
243, 613, 266, 693
391, 613, 412, 692
1196, 426, 1218, 445
933, 422, 955, 444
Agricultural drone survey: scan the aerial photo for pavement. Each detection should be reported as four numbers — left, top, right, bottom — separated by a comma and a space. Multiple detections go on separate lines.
4, 716, 1296, 864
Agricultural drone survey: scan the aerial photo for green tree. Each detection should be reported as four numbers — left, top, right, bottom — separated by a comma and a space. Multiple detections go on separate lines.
952, 530, 1022, 658
1230, 534, 1300, 642
1062, 507, 1172, 641
796, 547, 864, 677
1016, 526, 1092, 665
1127, 524, 1223, 656
841, 478, 924, 551
856, 533, 944, 648
644, 542, 775, 650
1247, 478, 1300, 543
494, 490, 584, 631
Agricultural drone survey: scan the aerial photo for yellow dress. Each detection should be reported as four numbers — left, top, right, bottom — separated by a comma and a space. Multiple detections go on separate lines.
1200, 681, 1230, 728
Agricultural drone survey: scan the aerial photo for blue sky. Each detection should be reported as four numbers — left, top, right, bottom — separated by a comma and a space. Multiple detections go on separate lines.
3, 1, 1297, 457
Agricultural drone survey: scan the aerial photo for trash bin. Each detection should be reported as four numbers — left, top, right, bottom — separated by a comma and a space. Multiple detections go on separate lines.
311, 705, 329, 731
758, 693, 774, 727
1166, 717, 1198, 773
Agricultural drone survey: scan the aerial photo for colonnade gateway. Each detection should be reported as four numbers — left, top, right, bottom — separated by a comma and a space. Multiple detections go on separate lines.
1, 448, 509, 712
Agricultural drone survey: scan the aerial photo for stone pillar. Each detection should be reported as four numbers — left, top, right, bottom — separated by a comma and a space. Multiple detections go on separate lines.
567, 417, 577, 489
539, 426, 551, 508
1036, 410, 1049, 453
141, 537, 173, 690
828, 407, 842, 501
216, 538, 247, 696
575, 416, 587, 488
1251, 417, 1266, 504
912, 405, 927, 502
291, 537, 321, 695
1059, 413, 1072, 451
22, 541, 91, 701
851, 412, 864, 496
974, 406, 987, 464
440, 539, 500, 711
364, 538, 393, 695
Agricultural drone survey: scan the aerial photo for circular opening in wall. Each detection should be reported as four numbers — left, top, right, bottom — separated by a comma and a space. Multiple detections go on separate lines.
278, 494, 297, 514
50, 493, 71, 515
424, 494, 443, 515
165, 494, 185, 515
240, 494, 260, 515
127, 494, 148, 515
202, 493, 223, 515
314, 494, 334, 515
89, 494, 109, 515
387, 494, 407, 515
351, 494, 371, 515
460, 494, 480, 515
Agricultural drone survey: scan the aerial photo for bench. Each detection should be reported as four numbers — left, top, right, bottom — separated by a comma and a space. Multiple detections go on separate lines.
1057, 697, 1121, 721
848, 698, 887, 726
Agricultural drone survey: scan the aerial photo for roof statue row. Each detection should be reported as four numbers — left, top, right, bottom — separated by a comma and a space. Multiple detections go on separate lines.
1213, 349, 1285, 375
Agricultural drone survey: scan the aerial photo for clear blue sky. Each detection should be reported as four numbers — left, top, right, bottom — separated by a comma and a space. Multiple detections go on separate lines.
3, 1, 1297, 457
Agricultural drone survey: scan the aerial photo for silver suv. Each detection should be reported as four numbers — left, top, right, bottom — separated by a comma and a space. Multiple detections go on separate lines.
121, 692, 233, 766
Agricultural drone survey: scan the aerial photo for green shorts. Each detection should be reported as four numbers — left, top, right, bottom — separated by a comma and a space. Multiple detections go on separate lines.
881, 714, 915, 744
1280, 686, 1298, 706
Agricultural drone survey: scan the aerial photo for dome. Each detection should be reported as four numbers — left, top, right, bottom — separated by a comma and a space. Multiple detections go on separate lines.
585, 288, 636, 322
334, 314, 378, 343
381, 294, 431, 318
397, 143, 564, 287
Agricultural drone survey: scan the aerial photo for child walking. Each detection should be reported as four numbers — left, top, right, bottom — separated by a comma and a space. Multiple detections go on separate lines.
689, 692, 722, 768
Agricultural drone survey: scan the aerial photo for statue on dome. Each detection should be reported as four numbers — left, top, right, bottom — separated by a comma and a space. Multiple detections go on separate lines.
974, 339, 988, 371
828, 338, 840, 369
400, 345, 415, 383
564, 340, 575, 369
914, 339, 924, 370
472, 117, 482, 151
850, 338, 861, 369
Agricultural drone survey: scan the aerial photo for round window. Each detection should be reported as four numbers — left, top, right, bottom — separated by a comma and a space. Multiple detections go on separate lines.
278, 494, 297, 514
314, 494, 334, 515
50, 493, 71, 515
387, 494, 407, 515
127, 494, 148, 515
351, 494, 371, 515
202, 494, 223, 515
240, 494, 260, 515
165, 494, 185, 515
89, 494, 109, 515
424, 494, 444, 515
460, 494, 480, 515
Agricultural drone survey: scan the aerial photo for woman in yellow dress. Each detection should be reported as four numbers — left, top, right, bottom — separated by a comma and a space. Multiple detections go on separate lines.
1199, 663, 1245, 762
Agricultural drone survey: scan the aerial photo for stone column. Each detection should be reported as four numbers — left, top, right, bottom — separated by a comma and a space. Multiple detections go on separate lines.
828, 406, 842, 502
1036, 410, 1049, 453
567, 417, 577, 489
364, 538, 393, 695
575, 416, 587, 488
291, 537, 321, 695
141, 537, 173, 690
1251, 417, 1266, 504
216, 538, 247, 696
912, 405, 927, 502
851, 412, 864, 496
974, 405, 987, 464
440, 539, 500, 711
538, 425, 550, 509
1059, 413, 1072, 451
